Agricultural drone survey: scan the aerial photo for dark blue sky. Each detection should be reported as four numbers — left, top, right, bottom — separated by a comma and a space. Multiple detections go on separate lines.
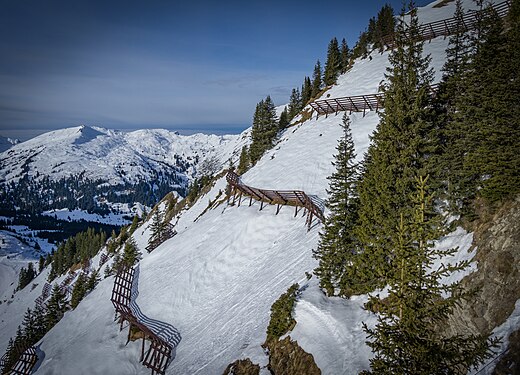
0, 0, 430, 140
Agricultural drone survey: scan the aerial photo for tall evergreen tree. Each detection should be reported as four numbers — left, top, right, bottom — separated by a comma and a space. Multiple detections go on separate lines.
339, 38, 351, 73
355, 2, 437, 291
278, 107, 289, 130
45, 284, 68, 330
288, 89, 302, 119
459, 4, 520, 202
122, 237, 141, 267
311, 60, 323, 98
374, 4, 395, 50
324, 37, 341, 86
362, 176, 495, 374
301, 76, 312, 106
70, 273, 87, 309
249, 96, 278, 164
129, 215, 139, 234
434, 0, 474, 209
148, 209, 166, 246
237, 145, 250, 175
313, 113, 359, 297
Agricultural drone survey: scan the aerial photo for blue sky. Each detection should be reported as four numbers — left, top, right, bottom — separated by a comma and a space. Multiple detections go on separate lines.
0, 0, 430, 140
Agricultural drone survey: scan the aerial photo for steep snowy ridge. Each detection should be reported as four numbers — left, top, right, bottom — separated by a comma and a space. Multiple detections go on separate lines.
1, 0, 516, 374
0, 126, 248, 186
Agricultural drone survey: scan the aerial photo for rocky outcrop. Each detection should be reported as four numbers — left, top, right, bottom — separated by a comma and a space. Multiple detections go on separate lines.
445, 197, 520, 372
266, 336, 321, 375
222, 358, 260, 375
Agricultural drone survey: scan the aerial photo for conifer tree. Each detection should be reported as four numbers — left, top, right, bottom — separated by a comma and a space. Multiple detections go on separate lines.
149, 209, 166, 245
249, 95, 278, 164
278, 107, 289, 130
45, 284, 69, 330
339, 38, 351, 73
32, 303, 46, 341
324, 37, 341, 86
129, 215, 139, 234
237, 145, 250, 175
374, 4, 395, 50
355, 2, 437, 291
87, 269, 100, 291
288, 89, 302, 119
39, 255, 45, 273
313, 113, 359, 297
1, 338, 16, 375
311, 60, 323, 98
21, 308, 37, 343
362, 176, 495, 374
459, 4, 520, 202
434, 0, 473, 210
122, 237, 141, 267
70, 273, 87, 309
301, 76, 312, 106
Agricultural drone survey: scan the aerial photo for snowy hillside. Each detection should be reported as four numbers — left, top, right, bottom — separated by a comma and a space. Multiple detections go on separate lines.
1, 0, 516, 374
0, 126, 247, 186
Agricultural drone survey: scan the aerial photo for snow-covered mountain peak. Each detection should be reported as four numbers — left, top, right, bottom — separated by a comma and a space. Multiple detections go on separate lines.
0, 126, 247, 186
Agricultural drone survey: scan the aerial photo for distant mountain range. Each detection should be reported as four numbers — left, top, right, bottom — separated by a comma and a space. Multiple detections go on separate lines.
0, 136, 20, 153
0, 125, 248, 216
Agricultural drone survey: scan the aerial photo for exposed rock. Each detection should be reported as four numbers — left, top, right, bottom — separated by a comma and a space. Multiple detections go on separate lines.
222, 358, 260, 375
446, 197, 520, 338
266, 336, 321, 375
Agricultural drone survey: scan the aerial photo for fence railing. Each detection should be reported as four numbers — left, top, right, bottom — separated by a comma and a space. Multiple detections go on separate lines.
226, 171, 325, 230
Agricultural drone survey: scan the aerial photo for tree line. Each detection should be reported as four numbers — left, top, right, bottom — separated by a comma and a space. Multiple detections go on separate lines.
237, 4, 397, 174
314, 0, 518, 372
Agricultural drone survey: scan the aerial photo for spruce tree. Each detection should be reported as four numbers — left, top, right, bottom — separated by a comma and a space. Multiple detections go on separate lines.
237, 145, 250, 175
278, 107, 289, 130
435, 0, 475, 210
1, 338, 16, 375
313, 113, 359, 297
249, 95, 278, 164
339, 38, 351, 73
87, 269, 100, 291
288, 89, 302, 119
460, 4, 520, 202
129, 215, 139, 234
45, 284, 69, 330
70, 273, 87, 309
374, 4, 395, 51
301, 76, 312, 106
21, 308, 37, 343
362, 176, 495, 374
311, 60, 323, 98
149, 209, 166, 245
324, 37, 341, 86
355, 2, 437, 291
39, 255, 45, 273
122, 237, 141, 267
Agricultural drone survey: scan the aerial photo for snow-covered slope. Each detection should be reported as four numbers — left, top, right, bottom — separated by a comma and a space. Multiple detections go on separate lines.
26, 29, 448, 374
2, 0, 515, 374
0, 126, 247, 186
